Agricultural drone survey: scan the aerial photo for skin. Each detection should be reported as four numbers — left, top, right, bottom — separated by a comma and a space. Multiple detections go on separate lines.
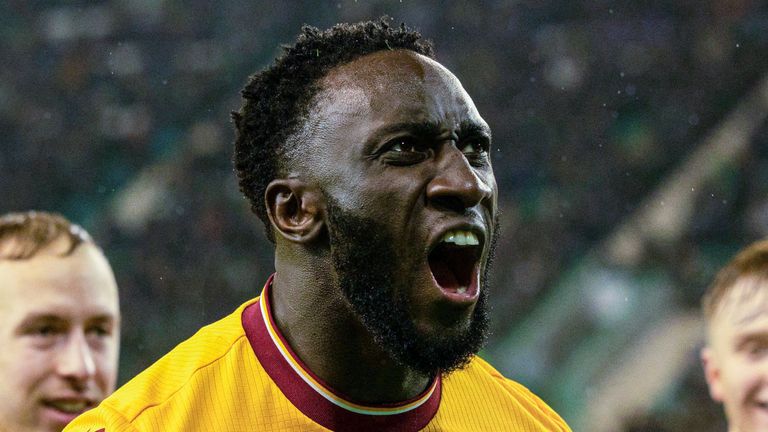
702, 277, 768, 432
0, 240, 120, 432
266, 49, 497, 403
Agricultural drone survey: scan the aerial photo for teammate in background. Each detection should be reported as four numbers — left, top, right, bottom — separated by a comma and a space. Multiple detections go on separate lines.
701, 239, 768, 432
66, 18, 570, 431
0, 211, 120, 432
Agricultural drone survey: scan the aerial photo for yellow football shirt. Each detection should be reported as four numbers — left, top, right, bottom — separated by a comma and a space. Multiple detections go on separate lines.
65, 277, 570, 431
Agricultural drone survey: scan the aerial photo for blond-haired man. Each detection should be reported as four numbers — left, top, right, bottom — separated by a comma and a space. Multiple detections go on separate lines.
702, 239, 768, 432
0, 211, 120, 431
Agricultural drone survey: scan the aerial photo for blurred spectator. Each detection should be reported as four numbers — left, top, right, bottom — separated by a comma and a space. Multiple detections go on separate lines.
0, 211, 120, 432
701, 239, 768, 432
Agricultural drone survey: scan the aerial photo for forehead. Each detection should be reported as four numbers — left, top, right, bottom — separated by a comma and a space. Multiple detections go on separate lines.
0, 245, 119, 324
314, 49, 485, 127
710, 277, 768, 335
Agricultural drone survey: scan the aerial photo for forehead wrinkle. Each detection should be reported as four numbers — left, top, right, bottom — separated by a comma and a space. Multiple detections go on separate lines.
719, 277, 768, 326
732, 298, 768, 326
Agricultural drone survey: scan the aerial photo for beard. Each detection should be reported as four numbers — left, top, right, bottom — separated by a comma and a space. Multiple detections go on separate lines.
326, 198, 497, 377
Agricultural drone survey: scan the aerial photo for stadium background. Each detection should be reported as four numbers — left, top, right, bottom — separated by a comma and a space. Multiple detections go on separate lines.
2, 1, 767, 430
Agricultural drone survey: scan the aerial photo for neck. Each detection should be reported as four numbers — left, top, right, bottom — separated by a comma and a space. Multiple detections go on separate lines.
270, 256, 431, 403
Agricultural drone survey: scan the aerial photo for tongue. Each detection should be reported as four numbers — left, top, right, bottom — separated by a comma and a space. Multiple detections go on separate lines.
431, 259, 460, 291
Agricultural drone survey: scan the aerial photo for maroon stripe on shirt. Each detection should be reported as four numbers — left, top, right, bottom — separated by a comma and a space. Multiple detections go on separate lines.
242, 275, 441, 432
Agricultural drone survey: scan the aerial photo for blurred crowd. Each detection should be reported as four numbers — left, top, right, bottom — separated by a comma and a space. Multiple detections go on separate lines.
2, 1, 767, 430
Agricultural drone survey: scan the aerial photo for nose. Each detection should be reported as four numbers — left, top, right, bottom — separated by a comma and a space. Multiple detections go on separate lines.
56, 330, 96, 382
426, 146, 494, 213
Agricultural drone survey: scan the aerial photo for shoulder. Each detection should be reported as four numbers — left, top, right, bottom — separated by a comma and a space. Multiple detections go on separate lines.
467, 356, 544, 401
65, 297, 260, 431
440, 356, 571, 431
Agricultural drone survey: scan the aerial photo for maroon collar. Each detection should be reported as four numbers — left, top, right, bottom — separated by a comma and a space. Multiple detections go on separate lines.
242, 275, 441, 432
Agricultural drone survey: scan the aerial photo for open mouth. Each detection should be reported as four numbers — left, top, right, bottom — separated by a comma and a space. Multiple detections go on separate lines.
428, 229, 482, 298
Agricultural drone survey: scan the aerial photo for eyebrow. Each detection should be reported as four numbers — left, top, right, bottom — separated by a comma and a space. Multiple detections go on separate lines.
365, 120, 492, 150
734, 331, 768, 348
370, 121, 442, 138
457, 121, 493, 140
14, 314, 63, 335
14, 313, 117, 333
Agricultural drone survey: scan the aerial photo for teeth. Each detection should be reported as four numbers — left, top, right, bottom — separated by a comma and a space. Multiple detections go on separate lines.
457, 286, 467, 294
440, 230, 479, 246
48, 401, 88, 413
454, 232, 467, 245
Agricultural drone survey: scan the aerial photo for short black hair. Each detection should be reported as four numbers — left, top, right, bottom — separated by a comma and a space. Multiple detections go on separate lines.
232, 17, 434, 242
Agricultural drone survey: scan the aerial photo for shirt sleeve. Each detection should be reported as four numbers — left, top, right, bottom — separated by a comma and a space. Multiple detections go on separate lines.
63, 404, 141, 432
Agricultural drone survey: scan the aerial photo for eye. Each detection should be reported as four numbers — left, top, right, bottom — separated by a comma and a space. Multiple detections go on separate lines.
87, 325, 110, 337
86, 320, 115, 341
459, 138, 490, 166
739, 338, 768, 359
30, 324, 58, 337
749, 342, 768, 356
380, 137, 431, 165
21, 321, 66, 348
21, 320, 66, 338
460, 138, 488, 154
389, 137, 425, 153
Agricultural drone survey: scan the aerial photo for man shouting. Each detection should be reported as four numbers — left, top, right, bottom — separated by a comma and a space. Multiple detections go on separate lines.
66, 18, 570, 432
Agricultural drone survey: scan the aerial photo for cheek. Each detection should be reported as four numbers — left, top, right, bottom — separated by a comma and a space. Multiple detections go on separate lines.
357, 186, 421, 222
93, 344, 120, 391
0, 346, 52, 392
724, 361, 765, 396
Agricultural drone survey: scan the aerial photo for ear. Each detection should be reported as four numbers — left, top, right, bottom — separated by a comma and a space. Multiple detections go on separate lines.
701, 346, 724, 403
265, 179, 324, 243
